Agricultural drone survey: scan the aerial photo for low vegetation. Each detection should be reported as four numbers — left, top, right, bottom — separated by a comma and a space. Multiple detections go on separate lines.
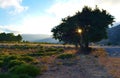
0, 43, 119, 78
0, 43, 64, 78
57, 53, 75, 59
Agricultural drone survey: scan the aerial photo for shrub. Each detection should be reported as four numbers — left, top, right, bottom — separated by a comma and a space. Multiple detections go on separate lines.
20, 56, 34, 62
0, 73, 19, 78
57, 53, 75, 59
17, 74, 32, 78
0, 60, 3, 67
0, 73, 32, 78
57, 48, 64, 52
3, 55, 19, 63
45, 47, 57, 52
8, 60, 25, 68
9, 64, 41, 77
44, 52, 57, 56
0, 55, 5, 60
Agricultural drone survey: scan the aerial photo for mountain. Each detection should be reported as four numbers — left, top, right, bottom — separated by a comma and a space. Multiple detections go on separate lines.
21, 34, 50, 42
21, 34, 59, 43
34, 38, 59, 43
108, 25, 120, 45
99, 24, 120, 45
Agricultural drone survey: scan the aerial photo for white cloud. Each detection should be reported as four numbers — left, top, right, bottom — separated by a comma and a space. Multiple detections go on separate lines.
0, 0, 28, 14
0, 15, 60, 35
97, 0, 120, 22
0, 0, 120, 35
47, 0, 97, 19
47, 0, 120, 23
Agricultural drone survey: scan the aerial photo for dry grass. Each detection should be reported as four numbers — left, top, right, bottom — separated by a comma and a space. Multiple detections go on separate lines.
91, 48, 120, 78
1, 43, 120, 78
99, 57, 120, 78
91, 48, 108, 57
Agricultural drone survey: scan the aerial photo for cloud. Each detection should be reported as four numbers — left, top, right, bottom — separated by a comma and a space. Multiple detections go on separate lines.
47, 0, 120, 22
47, 0, 97, 19
0, 0, 120, 35
0, 25, 20, 35
0, 15, 60, 35
101, 0, 120, 5
0, 0, 28, 14
97, 0, 120, 22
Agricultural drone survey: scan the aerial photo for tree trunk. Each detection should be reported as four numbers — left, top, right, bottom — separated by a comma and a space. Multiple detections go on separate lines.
85, 41, 89, 49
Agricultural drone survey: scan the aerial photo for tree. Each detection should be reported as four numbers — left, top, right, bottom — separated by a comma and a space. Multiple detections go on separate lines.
0, 33, 22, 42
51, 6, 114, 50
16, 34, 22, 42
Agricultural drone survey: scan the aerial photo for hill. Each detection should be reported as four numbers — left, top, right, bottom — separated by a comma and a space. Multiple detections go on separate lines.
108, 24, 120, 45
21, 34, 58, 43
34, 38, 59, 43
21, 34, 50, 42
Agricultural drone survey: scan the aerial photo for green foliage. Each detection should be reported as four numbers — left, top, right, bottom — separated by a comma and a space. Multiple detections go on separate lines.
0, 73, 32, 78
51, 6, 114, 48
0, 60, 3, 67
9, 64, 41, 77
3, 55, 19, 62
57, 48, 64, 52
57, 53, 75, 59
0, 32, 22, 42
0, 73, 19, 78
45, 47, 57, 51
44, 52, 58, 56
20, 56, 34, 62
8, 60, 25, 68
17, 74, 32, 78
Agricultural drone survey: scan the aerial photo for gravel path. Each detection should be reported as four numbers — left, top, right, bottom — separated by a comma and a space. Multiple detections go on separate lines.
36, 55, 112, 78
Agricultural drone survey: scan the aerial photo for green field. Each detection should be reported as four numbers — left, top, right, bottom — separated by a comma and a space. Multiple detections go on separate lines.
0, 42, 65, 78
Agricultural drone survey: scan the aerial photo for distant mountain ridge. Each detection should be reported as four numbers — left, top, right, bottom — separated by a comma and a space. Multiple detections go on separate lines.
99, 24, 120, 45
21, 24, 120, 44
34, 38, 59, 43
21, 34, 58, 43
21, 34, 50, 41
108, 24, 120, 45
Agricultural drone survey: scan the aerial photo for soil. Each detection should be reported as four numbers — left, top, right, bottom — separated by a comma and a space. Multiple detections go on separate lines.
36, 54, 112, 78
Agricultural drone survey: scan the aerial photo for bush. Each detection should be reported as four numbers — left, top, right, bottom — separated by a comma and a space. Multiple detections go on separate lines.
20, 56, 34, 62
9, 64, 41, 77
3, 55, 19, 63
8, 60, 25, 68
45, 47, 57, 52
17, 74, 32, 78
0, 60, 3, 67
57, 48, 64, 52
44, 52, 57, 56
57, 53, 75, 59
0, 73, 19, 78
0, 73, 32, 78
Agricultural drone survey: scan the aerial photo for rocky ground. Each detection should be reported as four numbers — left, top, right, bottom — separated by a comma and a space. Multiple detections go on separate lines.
36, 48, 112, 78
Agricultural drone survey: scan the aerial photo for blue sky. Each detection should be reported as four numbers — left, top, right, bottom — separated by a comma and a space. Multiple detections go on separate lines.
0, 0, 120, 35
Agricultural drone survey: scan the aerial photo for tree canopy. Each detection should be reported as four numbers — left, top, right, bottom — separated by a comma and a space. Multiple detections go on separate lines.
0, 32, 22, 42
51, 6, 114, 49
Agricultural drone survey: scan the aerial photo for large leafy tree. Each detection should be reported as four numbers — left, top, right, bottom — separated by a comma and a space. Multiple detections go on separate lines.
51, 6, 114, 49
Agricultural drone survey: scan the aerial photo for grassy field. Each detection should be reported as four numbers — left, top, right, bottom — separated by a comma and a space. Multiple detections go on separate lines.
0, 42, 65, 78
0, 42, 119, 78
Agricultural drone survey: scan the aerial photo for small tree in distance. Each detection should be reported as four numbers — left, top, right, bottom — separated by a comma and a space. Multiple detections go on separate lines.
51, 6, 114, 52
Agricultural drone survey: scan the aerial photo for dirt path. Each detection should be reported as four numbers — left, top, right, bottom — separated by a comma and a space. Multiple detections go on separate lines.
36, 54, 112, 78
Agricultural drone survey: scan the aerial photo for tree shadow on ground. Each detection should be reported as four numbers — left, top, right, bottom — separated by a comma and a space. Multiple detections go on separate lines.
77, 47, 92, 55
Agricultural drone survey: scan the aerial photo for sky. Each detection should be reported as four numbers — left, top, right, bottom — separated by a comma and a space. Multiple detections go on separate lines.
0, 0, 120, 35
